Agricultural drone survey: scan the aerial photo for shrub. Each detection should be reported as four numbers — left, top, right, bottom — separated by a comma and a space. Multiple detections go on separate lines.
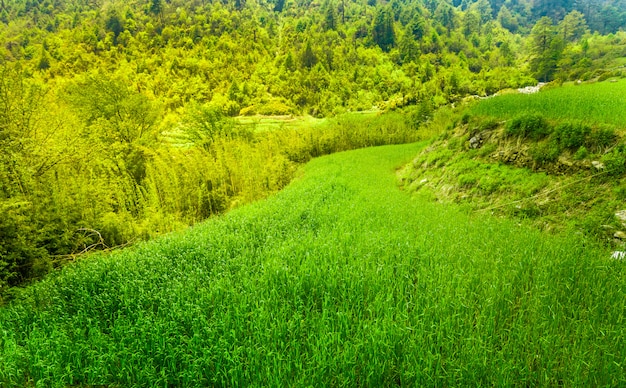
529, 140, 561, 165
0, 205, 49, 291
601, 145, 626, 176
505, 114, 551, 140
458, 173, 478, 187
573, 146, 588, 160
407, 99, 434, 128
586, 126, 617, 152
460, 112, 471, 125
597, 71, 621, 82
552, 122, 591, 150
477, 175, 501, 194
614, 183, 626, 200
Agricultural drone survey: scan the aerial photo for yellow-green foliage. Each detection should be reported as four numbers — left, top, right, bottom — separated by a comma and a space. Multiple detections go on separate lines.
0, 76, 420, 291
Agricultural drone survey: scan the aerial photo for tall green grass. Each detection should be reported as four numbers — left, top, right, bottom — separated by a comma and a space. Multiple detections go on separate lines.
470, 79, 626, 129
0, 143, 624, 386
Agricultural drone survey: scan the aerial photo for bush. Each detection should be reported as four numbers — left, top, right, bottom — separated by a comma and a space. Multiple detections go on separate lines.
0, 204, 49, 291
407, 99, 434, 129
573, 146, 588, 160
529, 140, 561, 165
597, 71, 621, 82
505, 114, 551, 140
552, 122, 591, 150
601, 145, 626, 176
458, 173, 478, 187
460, 112, 471, 125
586, 126, 617, 152
614, 183, 626, 200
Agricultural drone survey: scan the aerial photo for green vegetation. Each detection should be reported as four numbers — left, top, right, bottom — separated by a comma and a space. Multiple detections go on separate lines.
3, 0, 626, 383
0, 102, 419, 294
470, 79, 626, 128
505, 113, 551, 140
402, 78, 626, 241
4, 0, 626, 289
1, 143, 624, 386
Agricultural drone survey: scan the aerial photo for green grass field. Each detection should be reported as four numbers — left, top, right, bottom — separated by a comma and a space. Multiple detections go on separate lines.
469, 78, 626, 130
1, 142, 624, 386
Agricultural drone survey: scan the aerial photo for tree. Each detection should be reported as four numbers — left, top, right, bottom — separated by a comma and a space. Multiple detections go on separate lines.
532, 16, 555, 55
434, 1, 456, 33
558, 10, 588, 42
532, 0, 569, 22
228, 79, 241, 102
407, 14, 426, 41
398, 32, 419, 64
37, 46, 51, 70
66, 76, 157, 146
301, 40, 317, 69
273, 0, 286, 12
284, 51, 296, 71
598, 5, 624, 34
182, 103, 235, 148
234, 0, 246, 10
473, 0, 493, 24
149, 0, 163, 21
499, 40, 515, 66
462, 10, 480, 37
497, 5, 518, 33
372, 6, 395, 52
323, 0, 337, 31
530, 17, 564, 82
0, 65, 72, 288
105, 8, 124, 42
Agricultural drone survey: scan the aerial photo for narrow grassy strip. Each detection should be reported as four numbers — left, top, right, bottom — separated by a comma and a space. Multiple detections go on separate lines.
0, 143, 624, 386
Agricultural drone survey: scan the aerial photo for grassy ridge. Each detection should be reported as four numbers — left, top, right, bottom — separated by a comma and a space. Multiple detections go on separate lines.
1, 143, 625, 386
470, 79, 626, 129
400, 79, 626, 241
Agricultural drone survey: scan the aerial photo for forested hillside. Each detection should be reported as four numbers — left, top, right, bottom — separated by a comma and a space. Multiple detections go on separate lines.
1, 0, 626, 292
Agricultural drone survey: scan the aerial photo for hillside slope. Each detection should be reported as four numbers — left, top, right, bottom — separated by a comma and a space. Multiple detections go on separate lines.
401, 79, 626, 242
1, 142, 624, 386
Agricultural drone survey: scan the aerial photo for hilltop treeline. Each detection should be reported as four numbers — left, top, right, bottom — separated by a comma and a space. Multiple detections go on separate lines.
1, 0, 626, 291
3, 0, 626, 113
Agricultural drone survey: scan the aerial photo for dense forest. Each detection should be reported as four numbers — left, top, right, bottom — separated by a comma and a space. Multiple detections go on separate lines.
1, 0, 626, 292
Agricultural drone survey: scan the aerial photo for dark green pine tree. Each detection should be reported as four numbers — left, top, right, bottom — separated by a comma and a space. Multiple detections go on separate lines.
532, 0, 570, 21
105, 9, 124, 42
372, 7, 395, 52
37, 46, 51, 70
434, 1, 456, 34
323, 0, 337, 31
408, 14, 426, 40
149, 0, 164, 22
530, 16, 564, 82
301, 40, 317, 69
273, 0, 286, 12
